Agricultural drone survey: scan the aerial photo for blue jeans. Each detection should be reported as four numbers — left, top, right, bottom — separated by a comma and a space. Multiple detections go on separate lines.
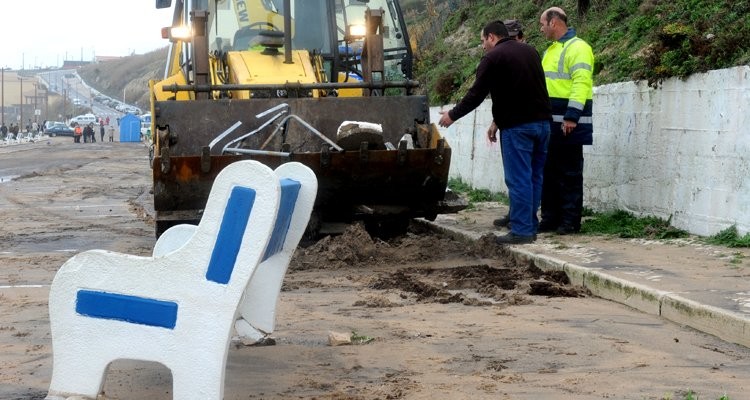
500, 120, 550, 237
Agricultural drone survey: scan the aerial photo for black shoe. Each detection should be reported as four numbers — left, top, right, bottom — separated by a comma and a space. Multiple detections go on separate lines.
537, 221, 558, 233
556, 225, 580, 235
493, 215, 511, 228
495, 232, 536, 245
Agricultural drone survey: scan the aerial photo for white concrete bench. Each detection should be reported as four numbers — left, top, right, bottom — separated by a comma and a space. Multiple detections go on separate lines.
152, 162, 318, 344
46, 160, 317, 400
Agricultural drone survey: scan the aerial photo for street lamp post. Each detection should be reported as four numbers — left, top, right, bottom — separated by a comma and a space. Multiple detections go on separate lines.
33, 83, 38, 124
1, 67, 5, 126
45, 85, 49, 122
62, 87, 67, 122
18, 76, 24, 132
16, 75, 36, 132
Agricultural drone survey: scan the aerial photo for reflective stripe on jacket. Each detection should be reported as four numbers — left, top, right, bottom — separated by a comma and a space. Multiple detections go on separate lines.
542, 32, 594, 145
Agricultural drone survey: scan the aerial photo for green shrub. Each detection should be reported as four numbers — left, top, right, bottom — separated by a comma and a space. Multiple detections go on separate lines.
581, 210, 688, 239
705, 226, 750, 248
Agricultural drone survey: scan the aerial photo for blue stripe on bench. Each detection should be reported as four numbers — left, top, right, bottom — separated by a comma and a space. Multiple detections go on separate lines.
263, 178, 301, 261
76, 290, 178, 329
206, 186, 257, 284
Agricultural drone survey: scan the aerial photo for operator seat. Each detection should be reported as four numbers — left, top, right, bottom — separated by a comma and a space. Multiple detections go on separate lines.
233, 29, 284, 52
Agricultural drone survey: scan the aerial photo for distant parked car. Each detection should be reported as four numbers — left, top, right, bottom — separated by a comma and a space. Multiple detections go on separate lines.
44, 122, 75, 137
140, 113, 151, 138
70, 114, 97, 126
125, 106, 142, 115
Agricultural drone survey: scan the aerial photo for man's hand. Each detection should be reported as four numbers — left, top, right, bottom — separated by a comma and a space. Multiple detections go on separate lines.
487, 121, 498, 143
438, 111, 454, 128
562, 120, 577, 135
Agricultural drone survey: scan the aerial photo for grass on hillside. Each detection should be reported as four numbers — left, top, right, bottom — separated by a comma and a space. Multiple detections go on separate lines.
413, 0, 750, 104
77, 47, 168, 111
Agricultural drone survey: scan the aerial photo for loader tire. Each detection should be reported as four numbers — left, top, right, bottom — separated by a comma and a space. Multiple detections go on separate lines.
365, 217, 410, 239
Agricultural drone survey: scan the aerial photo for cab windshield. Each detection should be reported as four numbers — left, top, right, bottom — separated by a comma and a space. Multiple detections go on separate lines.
199, 0, 412, 80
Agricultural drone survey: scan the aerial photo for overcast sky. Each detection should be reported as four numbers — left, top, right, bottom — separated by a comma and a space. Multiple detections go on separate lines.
1, 1, 174, 69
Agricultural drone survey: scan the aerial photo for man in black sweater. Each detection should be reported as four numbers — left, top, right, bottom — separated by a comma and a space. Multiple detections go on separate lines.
438, 20, 551, 244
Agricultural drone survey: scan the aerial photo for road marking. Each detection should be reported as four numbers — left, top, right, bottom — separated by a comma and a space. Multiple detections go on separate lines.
0, 284, 50, 289
0, 250, 78, 254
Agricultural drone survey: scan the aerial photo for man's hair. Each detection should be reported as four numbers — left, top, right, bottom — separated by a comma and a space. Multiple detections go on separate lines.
544, 9, 568, 25
503, 19, 523, 38
482, 20, 510, 39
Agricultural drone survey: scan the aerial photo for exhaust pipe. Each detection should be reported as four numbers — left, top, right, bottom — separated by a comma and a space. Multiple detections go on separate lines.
284, 0, 292, 64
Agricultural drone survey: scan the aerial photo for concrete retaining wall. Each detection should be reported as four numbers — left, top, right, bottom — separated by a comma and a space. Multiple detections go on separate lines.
432, 66, 750, 236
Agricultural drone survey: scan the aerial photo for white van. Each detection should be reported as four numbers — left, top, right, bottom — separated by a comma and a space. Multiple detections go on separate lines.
140, 113, 152, 139
70, 114, 97, 126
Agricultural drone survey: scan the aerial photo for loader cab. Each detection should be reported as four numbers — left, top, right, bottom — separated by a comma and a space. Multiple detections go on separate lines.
163, 0, 413, 91
332, 0, 414, 82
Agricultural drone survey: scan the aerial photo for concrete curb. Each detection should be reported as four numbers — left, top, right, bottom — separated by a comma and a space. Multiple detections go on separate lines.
416, 219, 750, 348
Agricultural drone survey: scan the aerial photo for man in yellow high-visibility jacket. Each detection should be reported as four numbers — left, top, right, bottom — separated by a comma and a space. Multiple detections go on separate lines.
538, 7, 594, 235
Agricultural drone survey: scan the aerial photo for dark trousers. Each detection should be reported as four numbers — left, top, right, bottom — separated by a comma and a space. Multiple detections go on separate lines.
541, 142, 584, 229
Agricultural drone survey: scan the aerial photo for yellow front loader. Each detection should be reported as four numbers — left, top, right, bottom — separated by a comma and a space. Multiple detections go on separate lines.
149, 0, 463, 237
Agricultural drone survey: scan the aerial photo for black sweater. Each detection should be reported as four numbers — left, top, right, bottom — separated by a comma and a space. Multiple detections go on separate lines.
448, 38, 551, 129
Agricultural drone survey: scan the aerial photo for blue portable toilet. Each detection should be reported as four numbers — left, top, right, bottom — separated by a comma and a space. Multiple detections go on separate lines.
119, 114, 141, 142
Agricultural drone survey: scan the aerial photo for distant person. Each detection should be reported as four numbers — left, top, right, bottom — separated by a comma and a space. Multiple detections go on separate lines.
83, 123, 94, 143
100, 122, 105, 141
108, 125, 115, 142
0, 123, 7, 139
504, 19, 525, 42
74, 123, 83, 143
106, 116, 110, 126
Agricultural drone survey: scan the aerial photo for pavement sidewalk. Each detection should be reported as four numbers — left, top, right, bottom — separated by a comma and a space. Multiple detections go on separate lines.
418, 202, 750, 348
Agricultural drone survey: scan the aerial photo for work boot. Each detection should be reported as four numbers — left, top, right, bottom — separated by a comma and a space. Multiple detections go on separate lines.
556, 225, 580, 235
495, 232, 536, 245
492, 214, 511, 228
537, 220, 558, 233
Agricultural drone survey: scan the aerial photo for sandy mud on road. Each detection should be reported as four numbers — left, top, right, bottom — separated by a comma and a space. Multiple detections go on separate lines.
1, 138, 749, 400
